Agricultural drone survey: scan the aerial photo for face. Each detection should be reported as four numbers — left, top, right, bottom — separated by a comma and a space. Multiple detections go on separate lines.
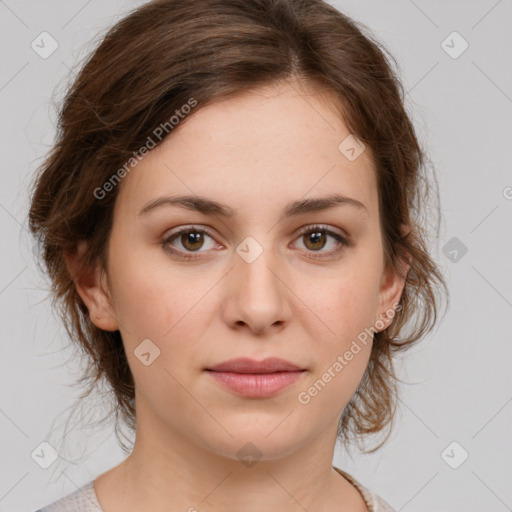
72, 79, 405, 462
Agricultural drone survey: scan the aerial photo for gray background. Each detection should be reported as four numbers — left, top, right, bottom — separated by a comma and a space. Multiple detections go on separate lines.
1, 0, 511, 511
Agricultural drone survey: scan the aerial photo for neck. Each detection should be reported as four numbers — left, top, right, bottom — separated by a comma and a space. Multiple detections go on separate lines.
95, 398, 362, 512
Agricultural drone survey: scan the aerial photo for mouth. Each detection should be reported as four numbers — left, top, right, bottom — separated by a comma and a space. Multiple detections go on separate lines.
205, 356, 304, 374
204, 357, 306, 398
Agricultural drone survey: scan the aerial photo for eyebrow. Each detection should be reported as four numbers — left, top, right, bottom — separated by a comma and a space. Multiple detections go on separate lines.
138, 193, 368, 219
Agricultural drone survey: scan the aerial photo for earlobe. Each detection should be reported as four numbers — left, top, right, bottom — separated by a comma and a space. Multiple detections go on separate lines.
63, 241, 119, 332
376, 256, 409, 331
375, 224, 412, 330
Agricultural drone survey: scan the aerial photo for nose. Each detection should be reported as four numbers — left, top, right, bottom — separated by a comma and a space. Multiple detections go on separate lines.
221, 241, 292, 335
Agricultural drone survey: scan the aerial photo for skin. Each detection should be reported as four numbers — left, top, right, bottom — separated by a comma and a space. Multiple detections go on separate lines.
65, 78, 408, 512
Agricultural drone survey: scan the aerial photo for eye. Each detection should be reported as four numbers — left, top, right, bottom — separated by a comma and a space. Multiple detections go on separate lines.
162, 226, 219, 260
292, 224, 351, 259
162, 224, 351, 261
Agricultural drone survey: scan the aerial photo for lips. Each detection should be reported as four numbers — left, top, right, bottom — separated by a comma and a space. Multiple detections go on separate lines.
205, 357, 306, 397
205, 357, 304, 374
205, 357, 305, 398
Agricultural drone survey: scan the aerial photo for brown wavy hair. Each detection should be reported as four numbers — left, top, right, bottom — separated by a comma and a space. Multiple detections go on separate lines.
28, 0, 449, 456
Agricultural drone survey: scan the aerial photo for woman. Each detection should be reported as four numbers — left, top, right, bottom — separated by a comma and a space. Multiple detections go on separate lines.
29, 0, 448, 510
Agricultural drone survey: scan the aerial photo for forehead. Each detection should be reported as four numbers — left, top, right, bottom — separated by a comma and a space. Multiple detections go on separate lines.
115, 80, 378, 220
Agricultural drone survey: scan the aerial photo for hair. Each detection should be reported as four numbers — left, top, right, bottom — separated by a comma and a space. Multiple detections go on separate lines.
28, 0, 449, 457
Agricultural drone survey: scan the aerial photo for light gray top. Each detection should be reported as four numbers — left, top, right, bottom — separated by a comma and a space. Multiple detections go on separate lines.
35, 481, 100, 512
35, 467, 396, 511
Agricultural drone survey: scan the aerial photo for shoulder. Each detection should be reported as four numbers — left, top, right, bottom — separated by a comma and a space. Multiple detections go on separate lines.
34, 481, 102, 512
333, 466, 397, 512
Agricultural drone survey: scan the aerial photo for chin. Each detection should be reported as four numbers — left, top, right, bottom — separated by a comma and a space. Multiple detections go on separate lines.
199, 429, 305, 464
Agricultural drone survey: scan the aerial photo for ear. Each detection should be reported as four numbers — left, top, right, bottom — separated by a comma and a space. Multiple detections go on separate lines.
63, 240, 119, 332
374, 226, 411, 331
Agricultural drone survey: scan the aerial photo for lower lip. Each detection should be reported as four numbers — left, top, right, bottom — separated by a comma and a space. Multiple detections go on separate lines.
205, 370, 305, 398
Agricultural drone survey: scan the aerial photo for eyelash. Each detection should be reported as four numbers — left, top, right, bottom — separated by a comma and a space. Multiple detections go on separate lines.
161, 224, 351, 261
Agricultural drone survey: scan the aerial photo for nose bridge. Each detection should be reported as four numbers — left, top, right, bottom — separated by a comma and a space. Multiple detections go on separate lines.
236, 233, 281, 299
225, 233, 290, 331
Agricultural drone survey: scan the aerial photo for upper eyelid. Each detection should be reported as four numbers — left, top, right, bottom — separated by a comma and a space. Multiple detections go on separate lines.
164, 223, 345, 237
164, 224, 348, 248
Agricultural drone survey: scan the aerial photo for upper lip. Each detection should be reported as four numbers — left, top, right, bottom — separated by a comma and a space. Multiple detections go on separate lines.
206, 357, 304, 374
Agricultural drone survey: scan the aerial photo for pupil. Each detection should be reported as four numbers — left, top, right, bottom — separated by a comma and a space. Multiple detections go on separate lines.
307, 231, 325, 250
183, 232, 203, 251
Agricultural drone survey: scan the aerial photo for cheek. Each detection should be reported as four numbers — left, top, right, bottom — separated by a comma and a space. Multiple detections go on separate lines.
291, 270, 379, 402
111, 249, 196, 326
109, 256, 214, 367
298, 269, 380, 345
